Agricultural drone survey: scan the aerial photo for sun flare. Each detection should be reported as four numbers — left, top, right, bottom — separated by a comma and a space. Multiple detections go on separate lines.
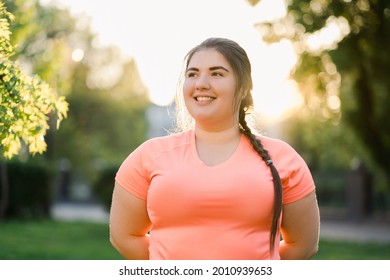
49, 0, 300, 121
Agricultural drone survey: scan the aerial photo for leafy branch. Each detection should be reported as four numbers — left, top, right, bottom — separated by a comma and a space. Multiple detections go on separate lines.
0, 2, 68, 159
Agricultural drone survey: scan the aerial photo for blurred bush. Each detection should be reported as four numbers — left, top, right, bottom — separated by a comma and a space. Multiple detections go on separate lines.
313, 170, 347, 208
92, 165, 118, 211
0, 160, 53, 219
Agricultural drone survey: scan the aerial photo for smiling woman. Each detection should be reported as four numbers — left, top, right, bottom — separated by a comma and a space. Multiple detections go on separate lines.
109, 37, 320, 260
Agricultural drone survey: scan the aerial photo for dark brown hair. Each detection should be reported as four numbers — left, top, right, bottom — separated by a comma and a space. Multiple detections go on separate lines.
180, 37, 283, 254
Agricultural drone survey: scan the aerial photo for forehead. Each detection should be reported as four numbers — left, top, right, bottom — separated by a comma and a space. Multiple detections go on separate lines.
187, 48, 232, 69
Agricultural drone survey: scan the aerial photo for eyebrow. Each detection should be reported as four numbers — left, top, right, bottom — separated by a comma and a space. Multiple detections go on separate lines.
186, 66, 230, 73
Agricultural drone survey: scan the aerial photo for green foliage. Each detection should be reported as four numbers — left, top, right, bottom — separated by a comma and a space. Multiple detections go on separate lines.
0, 59, 68, 158
1, 0, 149, 191
0, 3, 12, 55
92, 165, 118, 211
312, 170, 347, 208
4, 0, 84, 94
52, 59, 149, 183
252, 0, 390, 175
0, 159, 53, 218
281, 116, 356, 171
0, 2, 68, 159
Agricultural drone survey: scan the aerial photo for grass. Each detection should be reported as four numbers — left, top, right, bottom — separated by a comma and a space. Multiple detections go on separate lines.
0, 219, 123, 260
0, 219, 389, 260
313, 239, 390, 260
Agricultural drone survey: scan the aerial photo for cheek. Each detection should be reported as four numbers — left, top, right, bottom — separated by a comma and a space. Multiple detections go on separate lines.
222, 85, 237, 103
182, 80, 194, 97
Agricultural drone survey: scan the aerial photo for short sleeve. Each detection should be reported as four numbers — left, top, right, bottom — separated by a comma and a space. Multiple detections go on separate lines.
280, 146, 315, 204
115, 143, 151, 200
261, 137, 315, 205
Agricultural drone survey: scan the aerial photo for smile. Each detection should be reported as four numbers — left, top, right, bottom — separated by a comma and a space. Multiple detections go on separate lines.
195, 96, 215, 102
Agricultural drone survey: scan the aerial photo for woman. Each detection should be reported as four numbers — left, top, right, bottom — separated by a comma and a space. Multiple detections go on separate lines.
110, 37, 320, 260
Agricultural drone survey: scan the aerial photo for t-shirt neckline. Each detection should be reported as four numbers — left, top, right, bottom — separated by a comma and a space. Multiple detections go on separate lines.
189, 129, 245, 169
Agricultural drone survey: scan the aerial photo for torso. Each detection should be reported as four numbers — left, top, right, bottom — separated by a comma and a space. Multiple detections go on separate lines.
146, 130, 276, 259
116, 129, 316, 259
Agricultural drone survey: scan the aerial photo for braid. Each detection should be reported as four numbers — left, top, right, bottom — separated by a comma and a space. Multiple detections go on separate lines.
239, 105, 283, 256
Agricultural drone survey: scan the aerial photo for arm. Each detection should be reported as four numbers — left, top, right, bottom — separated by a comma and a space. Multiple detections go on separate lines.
279, 191, 320, 260
109, 182, 152, 259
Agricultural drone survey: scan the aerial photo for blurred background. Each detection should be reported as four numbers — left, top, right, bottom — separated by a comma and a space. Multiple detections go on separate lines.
0, 0, 389, 259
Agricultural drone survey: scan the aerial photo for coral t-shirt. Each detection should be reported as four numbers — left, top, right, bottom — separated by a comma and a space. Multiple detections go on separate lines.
115, 130, 315, 260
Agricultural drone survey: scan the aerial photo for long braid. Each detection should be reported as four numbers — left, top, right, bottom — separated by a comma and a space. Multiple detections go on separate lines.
239, 105, 283, 255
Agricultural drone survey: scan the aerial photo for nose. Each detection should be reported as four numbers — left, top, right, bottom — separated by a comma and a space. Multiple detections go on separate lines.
195, 74, 210, 90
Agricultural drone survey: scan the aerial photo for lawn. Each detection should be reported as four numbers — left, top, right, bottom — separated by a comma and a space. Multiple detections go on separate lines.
0, 219, 389, 260
0, 219, 123, 260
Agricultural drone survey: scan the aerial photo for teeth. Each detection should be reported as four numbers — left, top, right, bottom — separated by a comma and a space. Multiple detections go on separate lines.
196, 96, 214, 101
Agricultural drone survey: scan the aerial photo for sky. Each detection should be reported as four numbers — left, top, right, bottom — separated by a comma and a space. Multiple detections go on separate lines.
46, 0, 303, 121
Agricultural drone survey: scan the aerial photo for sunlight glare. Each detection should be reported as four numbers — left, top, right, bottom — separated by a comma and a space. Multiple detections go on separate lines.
251, 39, 301, 121
71, 48, 84, 62
254, 79, 304, 121
305, 16, 350, 54
327, 95, 341, 111
48, 0, 300, 120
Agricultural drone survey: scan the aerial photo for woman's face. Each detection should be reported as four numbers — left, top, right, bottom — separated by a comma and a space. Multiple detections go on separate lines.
183, 48, 238, 130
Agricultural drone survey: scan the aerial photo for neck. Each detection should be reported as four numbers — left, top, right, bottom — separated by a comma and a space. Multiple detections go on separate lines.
194, 124, 241, 145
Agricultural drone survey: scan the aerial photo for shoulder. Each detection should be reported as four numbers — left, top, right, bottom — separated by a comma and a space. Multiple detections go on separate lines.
118, 130, 191, 173
257, 135, 297, 157
256, 134, 315, 203
255, 134, 308, 171
136, 130, 191, 157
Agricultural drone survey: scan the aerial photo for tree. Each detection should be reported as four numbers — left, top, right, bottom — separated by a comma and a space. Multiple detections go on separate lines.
0, 2, 68, 159
52, 56, 149, 184
250, 0, 390, 175
2, 0, 150, 203
0, 2, 68, 218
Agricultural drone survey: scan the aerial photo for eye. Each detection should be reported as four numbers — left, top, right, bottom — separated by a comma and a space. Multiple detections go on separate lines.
211, 71, 224, 77
186, 71, 197, 78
